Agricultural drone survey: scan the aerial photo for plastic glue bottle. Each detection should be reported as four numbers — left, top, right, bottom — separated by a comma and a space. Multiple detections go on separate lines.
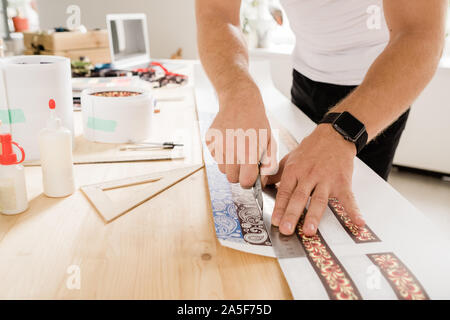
38, 99, 75, 197
0, 121, 28, 215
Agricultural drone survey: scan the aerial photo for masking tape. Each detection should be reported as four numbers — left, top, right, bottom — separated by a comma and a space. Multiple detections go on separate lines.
0, 109, 26, 124
87, 117, 117, 132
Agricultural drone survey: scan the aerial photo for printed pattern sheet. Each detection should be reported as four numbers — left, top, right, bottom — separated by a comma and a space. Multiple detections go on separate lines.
289, 205, 430, 300
296, 215, 362, 300
200, 112, 274, 256
328, 198, 380, 243
199, 111, 434, 299
367, 253, 429, 300
194, 64, 450, 300
205, 163, 271, 246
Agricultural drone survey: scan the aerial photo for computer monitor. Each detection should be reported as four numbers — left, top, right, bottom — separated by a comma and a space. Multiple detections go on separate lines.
1, 0, 10, 40
106, 13, 151, 69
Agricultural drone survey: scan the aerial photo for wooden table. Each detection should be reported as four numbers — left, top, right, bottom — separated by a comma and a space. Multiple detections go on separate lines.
0, 63, 292, 299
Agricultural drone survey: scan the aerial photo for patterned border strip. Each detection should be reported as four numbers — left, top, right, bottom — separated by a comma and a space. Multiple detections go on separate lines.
329, 198, 380, 243
200, 112, 271, 246
296, 216, 362, 300
367, 252, 429, 300
205, 164, 245, 243
230, 184, 272, 246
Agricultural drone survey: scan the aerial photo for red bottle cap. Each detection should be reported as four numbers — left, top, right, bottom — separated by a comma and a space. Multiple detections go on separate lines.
0, 133, 25, 165
49, 99, 56, 110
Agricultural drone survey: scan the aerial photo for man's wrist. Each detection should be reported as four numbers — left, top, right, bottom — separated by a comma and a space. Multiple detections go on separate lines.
218, 82, 264, 112
316, 124, 358, 157
320, 111, 368, 154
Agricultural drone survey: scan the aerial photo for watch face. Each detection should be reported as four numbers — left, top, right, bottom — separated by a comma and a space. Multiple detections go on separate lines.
333, 111, 365, 140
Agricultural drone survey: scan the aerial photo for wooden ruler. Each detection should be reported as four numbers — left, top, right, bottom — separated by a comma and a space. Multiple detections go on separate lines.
81, 165, 204, 223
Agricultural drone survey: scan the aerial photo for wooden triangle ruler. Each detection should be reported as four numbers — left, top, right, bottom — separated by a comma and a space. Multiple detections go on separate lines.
81, 165, 204, 223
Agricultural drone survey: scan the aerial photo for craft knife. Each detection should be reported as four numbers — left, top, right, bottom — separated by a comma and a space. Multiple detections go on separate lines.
253, 174, 264, 212
120, 142, 184, 151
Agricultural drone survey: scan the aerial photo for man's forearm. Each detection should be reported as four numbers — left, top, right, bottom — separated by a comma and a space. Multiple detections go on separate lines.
195, 0, 262, 109
331, 30, 445, 141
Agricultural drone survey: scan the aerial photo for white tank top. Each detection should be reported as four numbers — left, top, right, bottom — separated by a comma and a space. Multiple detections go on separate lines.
280, 0, 389, 85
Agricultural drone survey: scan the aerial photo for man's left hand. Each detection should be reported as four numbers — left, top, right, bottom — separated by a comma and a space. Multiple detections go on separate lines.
267, 124, 366, 236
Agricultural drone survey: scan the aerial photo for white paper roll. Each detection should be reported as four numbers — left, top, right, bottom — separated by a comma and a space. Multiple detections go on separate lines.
0, 55, 74, 161
0, 59, 11, 133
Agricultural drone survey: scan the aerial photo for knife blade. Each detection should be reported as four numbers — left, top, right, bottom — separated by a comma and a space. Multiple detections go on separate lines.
253, 174, 264, 212
253, 153, 305, 260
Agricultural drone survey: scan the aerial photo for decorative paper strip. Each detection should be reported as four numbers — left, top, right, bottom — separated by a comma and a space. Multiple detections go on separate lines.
204, 163, 245, 243
296, 216, 362, 300
367, 253, 429, 300
328, 197, 380, 243
200, 112, 271, 246
204, 161, 271, 246
230, 184, 271, 245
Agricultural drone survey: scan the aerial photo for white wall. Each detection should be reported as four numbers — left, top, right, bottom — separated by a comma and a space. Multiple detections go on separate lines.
36, 0, 198, 59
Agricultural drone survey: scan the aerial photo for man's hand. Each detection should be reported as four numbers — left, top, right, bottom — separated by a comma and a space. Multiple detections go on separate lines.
196, 0, 277, 187
206, 89, 277, 188
268, 124, 365, 236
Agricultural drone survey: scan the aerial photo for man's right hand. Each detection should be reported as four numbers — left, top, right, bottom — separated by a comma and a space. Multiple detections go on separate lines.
206, 89, 277, 188
196, 0, 277, 187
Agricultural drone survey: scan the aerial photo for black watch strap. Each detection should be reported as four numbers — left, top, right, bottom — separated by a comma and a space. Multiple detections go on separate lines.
320, 113, 341, 124
320, 112, 368, 154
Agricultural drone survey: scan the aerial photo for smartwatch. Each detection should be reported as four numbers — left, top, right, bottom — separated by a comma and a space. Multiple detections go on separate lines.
319, 111, 368, 154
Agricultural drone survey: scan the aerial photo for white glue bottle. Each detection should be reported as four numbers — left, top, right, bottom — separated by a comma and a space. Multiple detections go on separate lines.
38, 99, 75, 197
0, 121, 28, 215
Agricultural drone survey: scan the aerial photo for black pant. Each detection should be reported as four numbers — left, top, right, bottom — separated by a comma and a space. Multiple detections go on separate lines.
291, 69, 410, 180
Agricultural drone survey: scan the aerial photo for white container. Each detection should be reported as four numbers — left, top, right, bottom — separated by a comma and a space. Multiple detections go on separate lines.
81, 87, 155, 144
0, 164, 28, 215
38, 100, 75, 198
0, 132, 28, 215
0, 55, 74, 161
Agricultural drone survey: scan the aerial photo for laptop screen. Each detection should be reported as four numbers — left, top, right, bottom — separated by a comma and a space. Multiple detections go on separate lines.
110, 19, 146, 61
107, 14, 150, 68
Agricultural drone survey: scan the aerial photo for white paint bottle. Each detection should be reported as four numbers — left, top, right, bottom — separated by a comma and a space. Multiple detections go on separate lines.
38, 99, 75, 198
0, 122, 28, 215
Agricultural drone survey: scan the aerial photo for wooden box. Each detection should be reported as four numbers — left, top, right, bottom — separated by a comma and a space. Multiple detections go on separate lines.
23, 30, 110, 64
23, 30, 109, 51
24, 47, 111, 65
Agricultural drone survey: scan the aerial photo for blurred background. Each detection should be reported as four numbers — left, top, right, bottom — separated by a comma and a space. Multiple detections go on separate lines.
2, 0, 295, 59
